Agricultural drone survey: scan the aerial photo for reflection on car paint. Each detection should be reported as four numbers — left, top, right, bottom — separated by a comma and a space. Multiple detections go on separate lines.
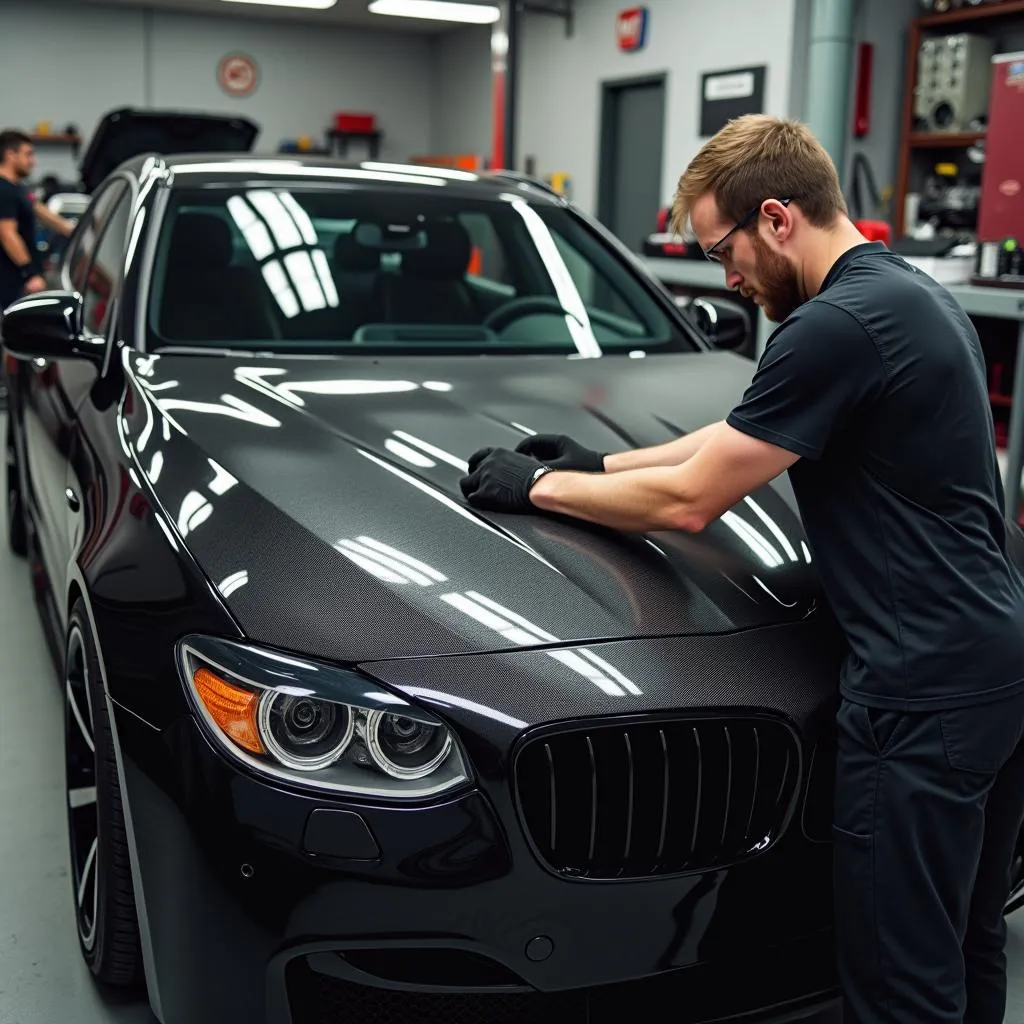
440, 590, 642, 698
333, 537, 449, 588
216, 569, 249, 598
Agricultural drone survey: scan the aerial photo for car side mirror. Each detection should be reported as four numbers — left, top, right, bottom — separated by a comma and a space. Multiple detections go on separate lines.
1, 291, 103, 364
686, 296, 750, 352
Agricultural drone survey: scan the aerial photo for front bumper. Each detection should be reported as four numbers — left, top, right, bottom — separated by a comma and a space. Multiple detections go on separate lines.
113, 694, 839, 1024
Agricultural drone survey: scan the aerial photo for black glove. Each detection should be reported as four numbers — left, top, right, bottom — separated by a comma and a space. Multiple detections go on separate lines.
460, 448, 546, 513
515, 433, 606, 473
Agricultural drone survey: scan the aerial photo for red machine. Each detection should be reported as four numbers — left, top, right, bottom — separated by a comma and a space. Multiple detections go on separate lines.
977, 52, 1024, 245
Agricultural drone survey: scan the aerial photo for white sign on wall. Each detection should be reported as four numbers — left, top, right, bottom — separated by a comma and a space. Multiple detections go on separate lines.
703, 71, 755, 102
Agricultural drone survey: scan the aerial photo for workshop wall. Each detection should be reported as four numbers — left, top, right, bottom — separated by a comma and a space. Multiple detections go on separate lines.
514, 0, 801, 218
0, 0, 436, 183
840, 0, 924, 225
431, 24, 492, 161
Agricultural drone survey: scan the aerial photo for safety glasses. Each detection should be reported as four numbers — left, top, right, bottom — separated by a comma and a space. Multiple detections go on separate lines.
703, 198, 792, 263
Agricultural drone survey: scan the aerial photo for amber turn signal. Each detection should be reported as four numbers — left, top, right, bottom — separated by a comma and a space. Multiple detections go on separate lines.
193, 667, 264, 755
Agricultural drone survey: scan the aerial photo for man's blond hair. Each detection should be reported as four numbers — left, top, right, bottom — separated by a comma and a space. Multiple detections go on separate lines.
670, 114, 848, 236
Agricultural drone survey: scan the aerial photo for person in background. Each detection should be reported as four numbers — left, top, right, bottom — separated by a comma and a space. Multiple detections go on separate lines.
0, 129, 75, 311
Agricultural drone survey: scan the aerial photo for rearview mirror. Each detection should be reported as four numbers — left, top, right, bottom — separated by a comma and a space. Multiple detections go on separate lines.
1, 292, 103, 364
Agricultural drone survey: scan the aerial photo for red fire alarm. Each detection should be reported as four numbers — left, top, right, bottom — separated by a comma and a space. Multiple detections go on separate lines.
853, 42, 873, 138
616, 6, 649, 52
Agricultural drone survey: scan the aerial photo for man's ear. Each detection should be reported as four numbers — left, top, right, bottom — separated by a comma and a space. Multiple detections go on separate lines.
761, 198, 793, 241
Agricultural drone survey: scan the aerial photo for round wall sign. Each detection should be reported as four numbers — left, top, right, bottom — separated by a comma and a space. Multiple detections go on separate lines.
217, 53, 259, 97
999, 180, 1022, 198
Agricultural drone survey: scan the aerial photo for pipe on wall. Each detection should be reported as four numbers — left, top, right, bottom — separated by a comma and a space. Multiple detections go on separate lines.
503, 0, 521, 169
490, 3, 509, 168
803, 0, 856, 183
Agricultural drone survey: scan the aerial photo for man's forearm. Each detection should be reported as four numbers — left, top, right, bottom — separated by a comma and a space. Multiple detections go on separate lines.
604, 420, 725, 472
529, 464, 704, 533
33, 202, 73, 237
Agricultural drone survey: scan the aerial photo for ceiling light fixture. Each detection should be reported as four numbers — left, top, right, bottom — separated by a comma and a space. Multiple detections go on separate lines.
368, 1, 501, 25
220, 0, 338, 9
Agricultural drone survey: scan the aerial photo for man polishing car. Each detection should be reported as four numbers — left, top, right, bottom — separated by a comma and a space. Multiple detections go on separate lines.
461, 115, 1024, 1024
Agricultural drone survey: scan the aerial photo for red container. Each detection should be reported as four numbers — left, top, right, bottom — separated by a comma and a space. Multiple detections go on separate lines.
334, 112, 376, 134
854, 219, 892, 246
978, 52, 1024, 244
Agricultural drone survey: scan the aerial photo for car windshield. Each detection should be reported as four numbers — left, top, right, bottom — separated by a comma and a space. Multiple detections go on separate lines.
145, 183, 696, 357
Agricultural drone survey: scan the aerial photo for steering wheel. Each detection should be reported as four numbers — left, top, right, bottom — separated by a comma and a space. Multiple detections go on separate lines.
483, 296, 583, 333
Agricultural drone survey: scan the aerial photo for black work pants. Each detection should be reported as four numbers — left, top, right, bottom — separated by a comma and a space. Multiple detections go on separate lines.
833, 690, 1024, 1023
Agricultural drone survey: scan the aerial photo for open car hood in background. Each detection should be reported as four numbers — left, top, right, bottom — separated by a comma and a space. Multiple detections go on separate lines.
79, 107, 260, 192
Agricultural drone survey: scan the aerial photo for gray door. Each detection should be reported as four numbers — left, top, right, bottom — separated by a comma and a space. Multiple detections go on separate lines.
598, 77, 666, 252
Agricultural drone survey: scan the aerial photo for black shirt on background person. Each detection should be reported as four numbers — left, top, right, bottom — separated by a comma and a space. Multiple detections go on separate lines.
0, 129, 74, 311
0, 174, 42, 309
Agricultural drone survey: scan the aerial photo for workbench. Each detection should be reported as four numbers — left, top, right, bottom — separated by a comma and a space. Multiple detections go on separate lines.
946, 284, 1024, 522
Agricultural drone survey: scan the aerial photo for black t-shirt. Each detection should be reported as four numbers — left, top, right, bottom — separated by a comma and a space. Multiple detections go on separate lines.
727, 241, 1024, 711
0, 177, 38, 305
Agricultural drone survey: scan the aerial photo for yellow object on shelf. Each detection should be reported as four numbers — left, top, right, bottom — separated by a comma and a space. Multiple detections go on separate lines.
546, 171, 572, 199
34, 121, 51, 136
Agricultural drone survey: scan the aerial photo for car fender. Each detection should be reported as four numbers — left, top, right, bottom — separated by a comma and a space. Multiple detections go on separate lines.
61, 565, 167, 1023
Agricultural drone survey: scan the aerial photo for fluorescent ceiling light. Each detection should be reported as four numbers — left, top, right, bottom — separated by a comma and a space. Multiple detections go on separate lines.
221, 0, 338, 9
368, 1, 500, 24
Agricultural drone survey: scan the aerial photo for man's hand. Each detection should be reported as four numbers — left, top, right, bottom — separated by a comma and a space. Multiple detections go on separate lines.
460, 448, 547, 513
515, 433, 606, 473
23, 275, 46, 294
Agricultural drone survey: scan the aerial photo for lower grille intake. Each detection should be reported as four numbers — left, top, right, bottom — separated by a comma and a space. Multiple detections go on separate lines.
515, 715, 801, 880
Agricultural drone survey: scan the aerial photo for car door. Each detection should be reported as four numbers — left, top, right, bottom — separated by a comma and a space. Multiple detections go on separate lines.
20, 177, 131, 589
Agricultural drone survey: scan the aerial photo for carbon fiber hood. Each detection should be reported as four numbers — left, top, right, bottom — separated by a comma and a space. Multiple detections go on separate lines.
123, 350, 818, 663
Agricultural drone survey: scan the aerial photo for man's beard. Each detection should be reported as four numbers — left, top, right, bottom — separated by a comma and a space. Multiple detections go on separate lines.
750, 232, 803, 322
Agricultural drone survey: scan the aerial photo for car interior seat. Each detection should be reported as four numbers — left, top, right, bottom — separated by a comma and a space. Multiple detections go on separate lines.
333, 226, 383, 334
376, 219, 479, 325
158, 211, 276, 343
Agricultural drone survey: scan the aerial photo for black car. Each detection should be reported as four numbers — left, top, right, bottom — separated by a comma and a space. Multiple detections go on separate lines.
3, 149, 1019, 1024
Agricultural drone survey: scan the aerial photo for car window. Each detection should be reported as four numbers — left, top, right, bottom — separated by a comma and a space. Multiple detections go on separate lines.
457, 211, 511, 291
82, 185, 132, 336
146, 184, 695, 357
550, 230, 646, 324
66, 180, 127, 296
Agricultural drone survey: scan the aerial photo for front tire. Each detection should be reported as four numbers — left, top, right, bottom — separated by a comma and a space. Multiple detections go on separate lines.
64, 601, 144, 988
6, 418, 26, 556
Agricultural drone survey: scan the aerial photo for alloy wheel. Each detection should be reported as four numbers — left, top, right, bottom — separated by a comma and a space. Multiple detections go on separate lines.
65, 624, 100, 952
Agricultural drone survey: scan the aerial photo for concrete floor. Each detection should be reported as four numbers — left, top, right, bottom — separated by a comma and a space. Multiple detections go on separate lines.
1, 418, 1023, 1024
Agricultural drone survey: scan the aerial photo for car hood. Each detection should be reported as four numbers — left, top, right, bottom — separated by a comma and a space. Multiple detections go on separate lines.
123, 350, 817, 664
80, 107, 259, 192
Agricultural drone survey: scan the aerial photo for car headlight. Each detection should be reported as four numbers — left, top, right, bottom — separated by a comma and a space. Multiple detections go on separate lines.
176, 635, 471, 799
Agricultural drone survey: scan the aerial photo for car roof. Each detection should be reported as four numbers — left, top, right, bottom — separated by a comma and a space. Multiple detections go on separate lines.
120, 152, 568, 205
